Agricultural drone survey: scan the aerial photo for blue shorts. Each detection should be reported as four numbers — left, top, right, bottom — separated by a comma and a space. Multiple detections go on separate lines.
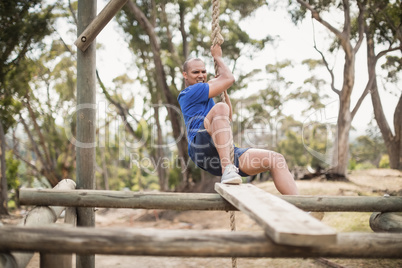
189, 124, 250, 177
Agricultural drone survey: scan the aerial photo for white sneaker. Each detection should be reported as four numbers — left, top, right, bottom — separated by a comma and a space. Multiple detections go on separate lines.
221, 164, 242, 184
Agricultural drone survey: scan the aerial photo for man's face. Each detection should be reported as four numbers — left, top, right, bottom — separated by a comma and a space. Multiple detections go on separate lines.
183, 59, 207, 87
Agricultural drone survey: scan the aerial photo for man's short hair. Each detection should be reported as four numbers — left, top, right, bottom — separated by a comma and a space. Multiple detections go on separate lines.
183, 58, 204, 72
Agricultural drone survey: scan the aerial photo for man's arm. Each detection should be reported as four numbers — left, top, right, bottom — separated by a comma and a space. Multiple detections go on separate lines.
207, 45, 235, 99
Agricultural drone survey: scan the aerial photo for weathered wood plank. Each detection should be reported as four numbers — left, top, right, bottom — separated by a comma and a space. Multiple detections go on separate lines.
215, 183, 337, 246
0, 226, 401, 258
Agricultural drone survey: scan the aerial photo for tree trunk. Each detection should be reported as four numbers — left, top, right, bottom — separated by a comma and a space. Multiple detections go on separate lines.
0, 120, 8, 215
125, 1, 191, 189
331, 112, 351, 177
366, 32, 402, 170
330, 49, 355, 178
154, 105, 168, 191
179, 2, 189, 60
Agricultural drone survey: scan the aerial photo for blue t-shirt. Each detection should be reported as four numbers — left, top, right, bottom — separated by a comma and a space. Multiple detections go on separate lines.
177, 83, 215, 151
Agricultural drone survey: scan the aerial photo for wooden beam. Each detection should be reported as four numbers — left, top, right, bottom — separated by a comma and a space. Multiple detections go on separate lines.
11, 179, 76, 268
0, 226, 401, 258
74, 0, 129, 51
215, 183, 336, 246
370, 212, 402, 233
40, 207, 77, 268
0, 253, 17, 268
20, 189, 235, 211
19, 189, 402, 212
282, 195, 402, 212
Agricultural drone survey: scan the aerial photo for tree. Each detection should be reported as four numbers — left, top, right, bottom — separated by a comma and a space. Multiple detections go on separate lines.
364, 0, 401, 170
121, 1, 191, 190
0, 122, 6, 214
288, 0, 376, 178
0, 0, 54, 214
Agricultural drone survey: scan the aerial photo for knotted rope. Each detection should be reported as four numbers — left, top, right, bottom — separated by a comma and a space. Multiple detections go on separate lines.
211, 0, 235, 170
211, 1, 237, 267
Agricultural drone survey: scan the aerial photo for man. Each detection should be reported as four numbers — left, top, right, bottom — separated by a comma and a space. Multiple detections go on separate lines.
178, 44, 298, 195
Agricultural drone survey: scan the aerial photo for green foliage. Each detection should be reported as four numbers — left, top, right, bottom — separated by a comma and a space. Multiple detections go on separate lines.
277, 129, 309, 168
240, 60, 293, 127
0, 95, 22, 134
0, 0, 55, 132
379, 154, 390, 169
6, 150, 20, 210
382, 56, 402, 84
365, 0, 402, 45
227, 0, 266, 18
348, 157, 357, 170
169, 165, 182, 190
349, 122, 387, 168
6, 150, 20, 191
288, 0, 342, 24
354, 161, 377, 170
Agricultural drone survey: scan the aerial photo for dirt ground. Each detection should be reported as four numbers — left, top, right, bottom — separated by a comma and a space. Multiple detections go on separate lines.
5, 168, 402, 267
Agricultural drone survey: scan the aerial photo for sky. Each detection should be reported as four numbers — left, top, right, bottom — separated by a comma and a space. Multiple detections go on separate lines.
92, 1, 400, 139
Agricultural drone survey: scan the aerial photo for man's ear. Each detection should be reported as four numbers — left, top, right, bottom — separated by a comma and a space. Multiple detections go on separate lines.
182, 72, 187, 79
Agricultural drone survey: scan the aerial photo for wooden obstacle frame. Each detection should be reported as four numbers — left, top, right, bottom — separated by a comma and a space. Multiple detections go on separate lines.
1, 179, 402, 267
3, 1, 402, 267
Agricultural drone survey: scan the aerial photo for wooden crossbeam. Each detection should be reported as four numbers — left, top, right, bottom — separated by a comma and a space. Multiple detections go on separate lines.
74, 0, 129, 51
19, 189, 402, 212
215, 183, 337, 246
0, 226, 401, 258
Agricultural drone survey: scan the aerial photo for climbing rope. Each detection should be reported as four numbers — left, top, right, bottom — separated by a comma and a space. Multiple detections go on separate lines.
229, 209, 237, 267
211, 0, 237, 267
211, 0, 235, 166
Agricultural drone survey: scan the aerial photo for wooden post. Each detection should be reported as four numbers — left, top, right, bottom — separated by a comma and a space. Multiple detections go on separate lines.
10, 179, 76, 268
370, 212, 402, 233
76, 1, 96, 267
40, 207, 77, 268
75, 0, 128, 52
1, 226, 402, 258
19, 189, 402, 212
40, 253, 72, 268
0, 253, 17, 268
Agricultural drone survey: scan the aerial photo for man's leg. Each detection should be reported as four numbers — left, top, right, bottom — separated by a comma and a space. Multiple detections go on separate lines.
204, 103, 233, 173
238, 148, 299, 195
204, 103, 241, 184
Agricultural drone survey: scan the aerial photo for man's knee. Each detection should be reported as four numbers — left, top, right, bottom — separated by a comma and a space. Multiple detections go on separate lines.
204, 103, 230, 131
211, 103, 230, 117
270, 152, 288, 169
256, 151, 287, 169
